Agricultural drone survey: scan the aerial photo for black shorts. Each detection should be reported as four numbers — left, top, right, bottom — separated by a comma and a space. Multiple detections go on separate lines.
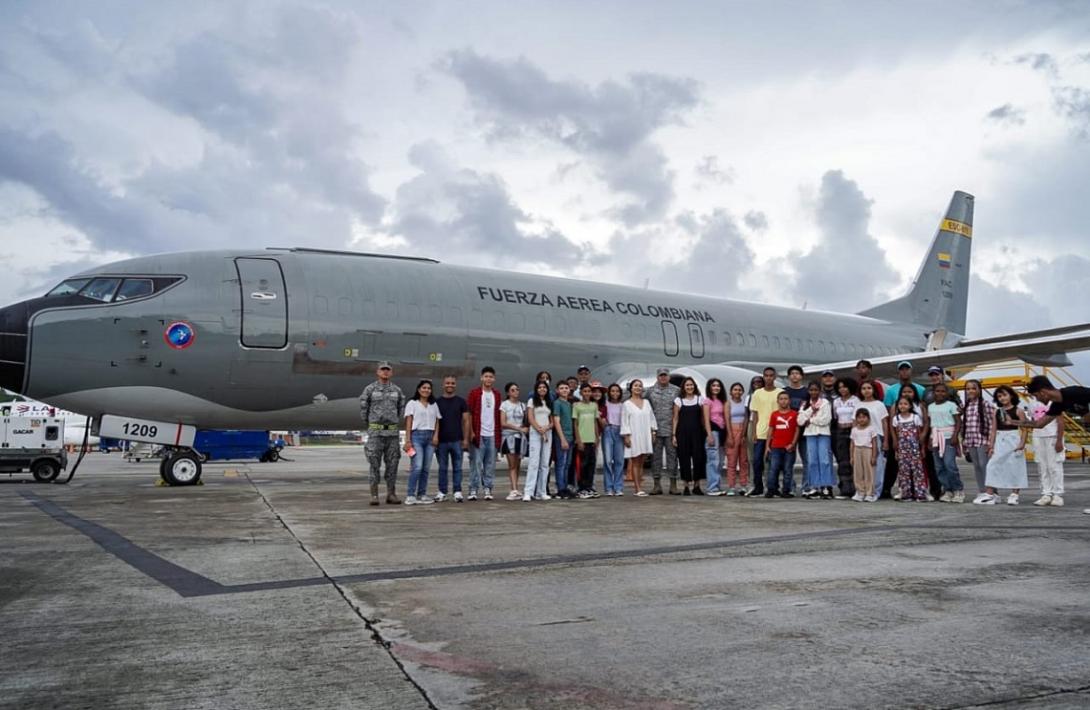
501, 437, 524, 456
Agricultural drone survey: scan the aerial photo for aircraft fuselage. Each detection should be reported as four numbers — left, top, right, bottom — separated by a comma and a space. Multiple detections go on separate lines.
2, 248, 928, 429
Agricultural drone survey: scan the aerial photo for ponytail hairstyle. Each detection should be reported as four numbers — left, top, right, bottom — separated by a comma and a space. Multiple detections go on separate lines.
966, 379, 988, 436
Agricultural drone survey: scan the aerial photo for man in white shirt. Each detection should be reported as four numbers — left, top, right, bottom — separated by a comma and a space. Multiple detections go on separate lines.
468, 367, 501, 500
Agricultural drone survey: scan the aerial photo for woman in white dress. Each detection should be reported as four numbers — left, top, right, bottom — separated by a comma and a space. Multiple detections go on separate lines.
976, 385, 1029, 506
621, 379, 657, 497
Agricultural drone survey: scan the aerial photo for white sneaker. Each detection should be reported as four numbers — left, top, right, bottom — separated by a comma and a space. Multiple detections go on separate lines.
852, 492, 865, 502
952, 491, 965, 504
468, 491, 478, 501
940, 491, 954, 503
539, 493, 552, 501
416, 495, 435, 505
506, 490, 521, 501
864, 495, 878, 503
404, 496, 417, 506
454, 491, 464, 502
616, 491, 624, 497
1083, 508, 1090, 515
577, 490, 592, 499
892, 488, 902, 501
522, 494, 532, 502
1033, 494, 1053, 507
1051, 495, 1064, 507
434, 492, 447, 502
925, 492, 935, 502
1006, 493, 1020, 506
484, 488, 493, 501
973, 493, 997, 505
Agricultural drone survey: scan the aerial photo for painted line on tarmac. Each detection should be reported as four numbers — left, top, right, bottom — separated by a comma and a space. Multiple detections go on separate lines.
20, 491, 227, 598
19, 491, 1090, 598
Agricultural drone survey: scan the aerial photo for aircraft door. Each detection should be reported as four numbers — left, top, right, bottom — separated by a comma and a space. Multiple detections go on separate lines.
235, 258, 288, 348
661, 321, 679, 357
688, 323, 705, 358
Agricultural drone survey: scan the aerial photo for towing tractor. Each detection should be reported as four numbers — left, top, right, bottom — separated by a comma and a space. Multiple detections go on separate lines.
0, 415, 68, 482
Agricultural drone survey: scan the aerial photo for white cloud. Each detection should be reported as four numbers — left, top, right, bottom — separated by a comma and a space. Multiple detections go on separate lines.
0, 2, 1088, 378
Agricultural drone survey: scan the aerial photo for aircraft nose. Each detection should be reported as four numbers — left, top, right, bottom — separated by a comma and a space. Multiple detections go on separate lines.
0, 300, 30, 394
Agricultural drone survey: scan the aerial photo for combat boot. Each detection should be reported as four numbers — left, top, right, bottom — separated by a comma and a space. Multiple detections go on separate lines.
651, 479, 663, 495
386, 481, 401, 505
370, 483, 380, 506
669, 478, 680, 495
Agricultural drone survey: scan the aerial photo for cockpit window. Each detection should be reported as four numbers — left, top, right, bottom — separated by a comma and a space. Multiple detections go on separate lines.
79, 278, 122, 302
114, 278, 154, 301
47, 278, 91, 297
46, 275, 182, 303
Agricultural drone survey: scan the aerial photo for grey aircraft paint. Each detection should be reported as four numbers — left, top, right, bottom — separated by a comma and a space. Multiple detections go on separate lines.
0, 191, 1029, 431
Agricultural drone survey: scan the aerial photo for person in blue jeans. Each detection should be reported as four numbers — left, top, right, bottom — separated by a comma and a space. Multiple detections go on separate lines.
747, 368, 783, 496
765, 392, 800, 497
552, 382, 575, 499
434, 375, 469, 502
468, 366, 501, 501
600, 383, 626, 495
797, 382, 836, 499
703, 378, 728, 495
927, 382, 964, 502
403, 380, 441, 505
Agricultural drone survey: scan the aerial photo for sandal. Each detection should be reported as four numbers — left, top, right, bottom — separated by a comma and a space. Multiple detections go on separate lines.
635, 490, 649, 497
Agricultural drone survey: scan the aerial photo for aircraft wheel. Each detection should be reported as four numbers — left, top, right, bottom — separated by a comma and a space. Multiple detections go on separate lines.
32, 460, 61, 482
159, 457, 171, 482
266, 449, 280, 463
164, 451, 202, 486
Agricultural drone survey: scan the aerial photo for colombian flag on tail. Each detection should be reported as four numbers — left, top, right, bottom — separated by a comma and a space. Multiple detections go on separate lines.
937, 252, 951, 269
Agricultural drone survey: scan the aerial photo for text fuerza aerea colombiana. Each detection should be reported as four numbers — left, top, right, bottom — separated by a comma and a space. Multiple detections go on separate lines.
475, 286, 716, 323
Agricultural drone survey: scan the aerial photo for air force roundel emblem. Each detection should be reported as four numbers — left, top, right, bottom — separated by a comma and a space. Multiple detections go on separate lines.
164, 321, 196, 350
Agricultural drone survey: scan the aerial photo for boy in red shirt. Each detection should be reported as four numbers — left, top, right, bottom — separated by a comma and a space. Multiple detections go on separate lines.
765, 392, 800, 498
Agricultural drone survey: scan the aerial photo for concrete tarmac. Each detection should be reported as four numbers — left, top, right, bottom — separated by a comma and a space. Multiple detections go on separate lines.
2, 447, 1089, 709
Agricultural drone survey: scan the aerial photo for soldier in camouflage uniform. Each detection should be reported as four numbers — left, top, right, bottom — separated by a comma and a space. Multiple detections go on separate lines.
646, 368, 681, 495
360, 362, 406, 505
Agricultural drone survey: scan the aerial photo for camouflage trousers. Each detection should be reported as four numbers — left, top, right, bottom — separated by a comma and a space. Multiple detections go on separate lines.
366, 435, 401, 488
651, 435, 679, 480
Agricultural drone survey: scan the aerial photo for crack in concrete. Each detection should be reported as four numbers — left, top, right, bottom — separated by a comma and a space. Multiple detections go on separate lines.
936, 683, 1090, 709
243, 473, 439, 710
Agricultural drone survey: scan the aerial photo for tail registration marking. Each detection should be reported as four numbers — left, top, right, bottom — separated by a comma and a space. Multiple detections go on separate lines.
940, 219, 972, 237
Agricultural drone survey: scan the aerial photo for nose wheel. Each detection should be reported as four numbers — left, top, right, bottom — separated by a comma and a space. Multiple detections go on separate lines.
158, 449, 203, 486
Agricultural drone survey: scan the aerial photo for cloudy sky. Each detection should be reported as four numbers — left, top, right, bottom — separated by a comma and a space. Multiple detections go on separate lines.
1, 1, 1088, 372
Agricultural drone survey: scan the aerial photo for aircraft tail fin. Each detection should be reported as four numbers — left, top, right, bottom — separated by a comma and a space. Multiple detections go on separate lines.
858, 190, 974, 335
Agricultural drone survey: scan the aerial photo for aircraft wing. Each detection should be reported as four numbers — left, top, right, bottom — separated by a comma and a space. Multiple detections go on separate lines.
801, 324, 1090, 379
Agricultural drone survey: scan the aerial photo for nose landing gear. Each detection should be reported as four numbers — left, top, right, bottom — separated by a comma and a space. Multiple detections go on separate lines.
158, 449, 203, 486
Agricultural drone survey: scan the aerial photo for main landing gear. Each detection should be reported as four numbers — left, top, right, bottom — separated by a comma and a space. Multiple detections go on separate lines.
158, 448, 203, 486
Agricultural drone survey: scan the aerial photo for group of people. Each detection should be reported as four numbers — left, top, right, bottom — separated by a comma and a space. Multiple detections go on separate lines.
358, 359, 1089, 512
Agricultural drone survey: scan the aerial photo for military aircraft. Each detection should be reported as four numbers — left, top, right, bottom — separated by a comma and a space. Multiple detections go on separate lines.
2, 190, 1088, 484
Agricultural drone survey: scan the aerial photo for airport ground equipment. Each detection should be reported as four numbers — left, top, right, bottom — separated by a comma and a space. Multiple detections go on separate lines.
191, 429, 279, 463
123, 442, 159, 462
0, 415, 68, 481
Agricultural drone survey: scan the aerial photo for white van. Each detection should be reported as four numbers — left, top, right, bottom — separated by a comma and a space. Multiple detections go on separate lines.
0, 415, 68, 481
